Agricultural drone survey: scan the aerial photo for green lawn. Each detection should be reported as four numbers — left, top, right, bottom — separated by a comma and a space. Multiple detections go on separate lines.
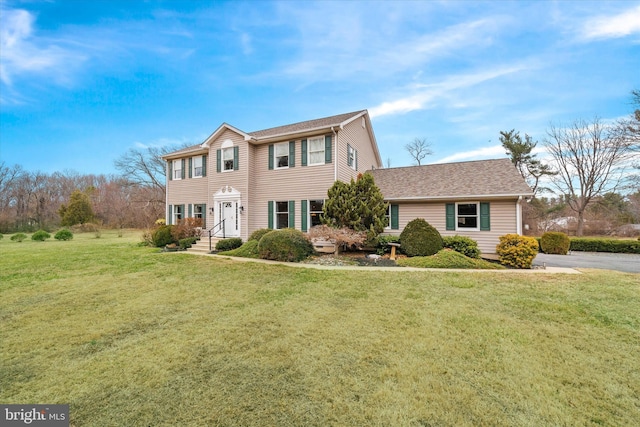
1, 231, 639, 426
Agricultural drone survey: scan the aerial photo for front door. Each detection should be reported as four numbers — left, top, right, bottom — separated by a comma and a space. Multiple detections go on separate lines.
217, 200, 239, 237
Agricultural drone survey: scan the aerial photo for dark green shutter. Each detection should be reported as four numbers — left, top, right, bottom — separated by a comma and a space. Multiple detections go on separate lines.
188, 158, 192, 178
301, 140, 308, 166
289, 141, 295, 167
168, 205, 173, 225
446, 203, 455, 230
202, 155, 207, 177
180, 204, 185, 222
216, 150, 221, 173
168, 161, 173, 181
181, 159, 185, 179
301, 200, 308, 232
188, 204, 192, 218
288, 200, 295, 228
480, 202, 490, 231
268, 201, 274, 229
325, 135, 332, 163
355, 150, 358, 171
233, 146, 239, 171
202, 204, 207, 228
268, 145, 274, 170
391, 204, 399, 230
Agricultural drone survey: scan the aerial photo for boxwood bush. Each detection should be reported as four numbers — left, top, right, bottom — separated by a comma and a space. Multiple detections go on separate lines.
216, 238, 243, 251
31, 230, 51, 241
399, 218, 443, 257
442, 235, 481, 259
258, 228, 315, 262
54, 229, 74, 241
179, 237, 199, 250
540, 231, 570, 254
496, 234, 539, 269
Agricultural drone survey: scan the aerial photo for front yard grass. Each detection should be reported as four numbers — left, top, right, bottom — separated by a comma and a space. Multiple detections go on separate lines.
1, 231, 639, 426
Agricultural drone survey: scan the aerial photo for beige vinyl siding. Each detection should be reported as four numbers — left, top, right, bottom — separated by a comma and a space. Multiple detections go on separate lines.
250, 136, 336, 232
337, 116, 382, 183
207, 129, 250, 239
166, 154, 209, 224
386, 199, 519, 254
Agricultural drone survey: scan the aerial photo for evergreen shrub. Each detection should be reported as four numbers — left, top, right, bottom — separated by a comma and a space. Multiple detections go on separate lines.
152, 225, 175, 247
442, 235, 481, 258
54, 229, 74, 241
31, 230, 51, 241
219, 240, 260, 258
11, 233, 27, 242
540, 231, 570, 254
399, 218, 443, 257
179, 237, 198, 250
258, 228, 315, 262
216, 238, 243, 251
496, 234, 539, 269
249, 228, 273, 242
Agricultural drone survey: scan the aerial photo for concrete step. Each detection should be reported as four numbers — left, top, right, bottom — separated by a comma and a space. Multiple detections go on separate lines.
187, 237, 219, 254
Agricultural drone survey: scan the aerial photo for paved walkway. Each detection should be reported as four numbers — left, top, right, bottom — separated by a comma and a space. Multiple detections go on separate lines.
183, 252, 581, 274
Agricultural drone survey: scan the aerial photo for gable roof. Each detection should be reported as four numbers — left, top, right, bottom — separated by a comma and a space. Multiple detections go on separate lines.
369, 158, 533, 201
248, 110, 367, 139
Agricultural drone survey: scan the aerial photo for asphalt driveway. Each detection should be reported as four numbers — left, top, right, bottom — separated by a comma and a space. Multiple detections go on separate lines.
533, 252, 640, 273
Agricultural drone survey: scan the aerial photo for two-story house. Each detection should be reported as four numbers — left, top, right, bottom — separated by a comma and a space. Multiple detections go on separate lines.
162, 110, 533, 254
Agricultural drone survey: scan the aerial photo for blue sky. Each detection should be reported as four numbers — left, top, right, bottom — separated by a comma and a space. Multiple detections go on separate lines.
1, 0, 639, 175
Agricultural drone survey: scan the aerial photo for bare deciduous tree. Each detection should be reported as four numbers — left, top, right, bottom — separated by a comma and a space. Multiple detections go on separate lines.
404, 138, 432, 166
545, 117, 634, 236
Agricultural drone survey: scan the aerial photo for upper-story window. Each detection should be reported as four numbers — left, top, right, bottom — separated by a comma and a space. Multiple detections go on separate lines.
347, 144, 358, 170
222, 147, 234, 171
307, 136, 325, 166
173, 159, 183, 180
275, 142, 289, 168
192, 156, 203, 177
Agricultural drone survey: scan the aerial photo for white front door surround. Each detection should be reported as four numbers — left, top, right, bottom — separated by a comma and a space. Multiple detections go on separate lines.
213, 186, 241, 237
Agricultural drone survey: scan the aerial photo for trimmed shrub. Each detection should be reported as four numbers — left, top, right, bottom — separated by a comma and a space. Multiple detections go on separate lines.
399, 218, 443, 257
219, 240, 260, 258
10, 233, 27, 242
152, 225, 176, 247
216, 238, 243, 251
496, 234, 539, 269
249, 228, 273, 242
54, 229, 74, 241
442, 235, 481, 259
179, 237, 198, 250
371, 234, 401, 255
540, 231, 570, 254
398, 249, 504, 269
258, 228, 315, 262
569, 237, 640, 254
31, 230, 51, 241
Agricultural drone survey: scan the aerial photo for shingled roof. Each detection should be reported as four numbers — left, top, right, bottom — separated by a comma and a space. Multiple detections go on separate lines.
369, 158, 533, 200
247, 110, 367, 138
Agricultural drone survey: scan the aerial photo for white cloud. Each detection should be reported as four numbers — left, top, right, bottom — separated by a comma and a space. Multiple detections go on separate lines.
370, 65, 528, 118
579, 5, 640, 40
0, 6, 86, 93
434, 144, 505, 163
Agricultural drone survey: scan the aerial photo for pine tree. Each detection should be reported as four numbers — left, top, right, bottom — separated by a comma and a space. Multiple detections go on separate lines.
59, 189, 94, 226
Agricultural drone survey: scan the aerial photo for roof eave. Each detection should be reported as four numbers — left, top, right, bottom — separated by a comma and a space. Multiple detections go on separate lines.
383, 193, 534, 202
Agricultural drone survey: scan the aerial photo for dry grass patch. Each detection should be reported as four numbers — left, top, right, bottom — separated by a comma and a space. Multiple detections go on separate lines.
1, 231, 639, 426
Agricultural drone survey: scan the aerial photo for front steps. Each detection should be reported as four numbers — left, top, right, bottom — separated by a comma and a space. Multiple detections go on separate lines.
187, 237, 220, 254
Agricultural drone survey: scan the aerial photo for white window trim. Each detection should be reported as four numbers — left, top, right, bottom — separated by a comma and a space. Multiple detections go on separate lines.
308, 136, 325, 166
274, 142, 289, 170
308, 199, 324, 228
384, 204, 392, 230
173, 159, 182, 180
222, 147, 234, 172
275, 200, 289, 229
348, 145, 357, 171
192, 156, 203, 178
173, 205, 184, 224
456, 201, 480, 232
